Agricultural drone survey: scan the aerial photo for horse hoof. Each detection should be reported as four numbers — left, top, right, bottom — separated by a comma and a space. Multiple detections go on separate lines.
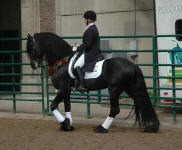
70, 125, 75, 131
60, 125, 75, 131
143, 126, 158, 133
60, 118, 71, 131
93, 125, 108, 133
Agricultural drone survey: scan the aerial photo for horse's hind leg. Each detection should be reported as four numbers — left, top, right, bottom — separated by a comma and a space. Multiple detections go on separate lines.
94, 87, 121, 133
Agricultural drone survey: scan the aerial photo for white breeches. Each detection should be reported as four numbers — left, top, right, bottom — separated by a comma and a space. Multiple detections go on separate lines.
74, 53, 85, 69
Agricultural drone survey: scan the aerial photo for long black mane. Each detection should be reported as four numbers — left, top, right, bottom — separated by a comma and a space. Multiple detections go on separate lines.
29, 32, 73, 67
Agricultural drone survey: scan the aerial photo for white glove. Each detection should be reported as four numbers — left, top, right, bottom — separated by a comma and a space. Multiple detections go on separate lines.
72, 46, 77, 52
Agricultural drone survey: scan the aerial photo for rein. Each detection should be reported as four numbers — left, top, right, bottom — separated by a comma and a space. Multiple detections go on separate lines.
47, 57, 68, 73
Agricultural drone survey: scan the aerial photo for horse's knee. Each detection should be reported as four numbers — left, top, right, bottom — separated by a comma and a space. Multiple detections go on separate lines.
50, 102, 58, 111
51, 91, 64, 111
109, 107, 120, 118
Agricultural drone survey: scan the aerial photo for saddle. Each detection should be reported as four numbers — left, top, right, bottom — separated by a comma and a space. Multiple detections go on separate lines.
68, 52, 105, 79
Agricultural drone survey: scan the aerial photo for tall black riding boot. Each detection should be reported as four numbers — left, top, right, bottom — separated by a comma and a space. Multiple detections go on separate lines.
75, 67, 85, 92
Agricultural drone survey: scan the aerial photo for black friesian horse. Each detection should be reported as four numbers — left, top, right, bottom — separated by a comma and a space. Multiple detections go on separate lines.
27, 32, 160, 133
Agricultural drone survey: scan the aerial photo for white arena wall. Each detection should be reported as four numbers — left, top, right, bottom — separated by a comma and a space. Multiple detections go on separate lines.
55, 0, 155, 86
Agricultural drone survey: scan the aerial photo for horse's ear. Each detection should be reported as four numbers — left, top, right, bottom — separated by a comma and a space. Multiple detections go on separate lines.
27, 33, 32, 40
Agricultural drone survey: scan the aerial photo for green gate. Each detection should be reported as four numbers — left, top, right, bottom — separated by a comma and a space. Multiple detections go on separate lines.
0, 37, 45, 113
0, 34, 182, 123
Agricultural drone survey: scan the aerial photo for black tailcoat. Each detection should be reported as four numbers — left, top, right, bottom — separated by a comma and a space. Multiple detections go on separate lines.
77, 24, 102, 72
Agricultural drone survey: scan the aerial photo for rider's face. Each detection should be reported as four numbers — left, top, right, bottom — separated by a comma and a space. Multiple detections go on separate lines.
84, 19, 92, 25
84, 19, 88, 25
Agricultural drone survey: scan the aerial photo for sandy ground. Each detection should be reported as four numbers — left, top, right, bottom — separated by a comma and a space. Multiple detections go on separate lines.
0, 118, 182, 150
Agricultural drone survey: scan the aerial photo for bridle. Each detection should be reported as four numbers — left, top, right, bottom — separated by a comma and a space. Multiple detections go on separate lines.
32, 36, 37, 51
27, 34, 42, 69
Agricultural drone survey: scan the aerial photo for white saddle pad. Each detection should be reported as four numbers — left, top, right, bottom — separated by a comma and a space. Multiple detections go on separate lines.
68, 54, 105, 79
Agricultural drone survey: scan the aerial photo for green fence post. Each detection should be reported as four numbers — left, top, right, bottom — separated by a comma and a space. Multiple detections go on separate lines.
46, 65, 50, 114
97, 37, 101, 103
152, 36, 157, 106
171, 49, 177, 123
11, 53, 16, 113
97, 90, 101, 103
41, 61, 45, 114
87, 91, 91, 118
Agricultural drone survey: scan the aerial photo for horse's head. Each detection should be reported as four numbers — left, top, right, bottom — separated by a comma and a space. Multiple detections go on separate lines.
26, 34, 43, 69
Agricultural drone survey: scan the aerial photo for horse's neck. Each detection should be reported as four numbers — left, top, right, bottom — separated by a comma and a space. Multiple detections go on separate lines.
43, 53, 56, 67
45, 52, 72, 67
39, 37, 73, 66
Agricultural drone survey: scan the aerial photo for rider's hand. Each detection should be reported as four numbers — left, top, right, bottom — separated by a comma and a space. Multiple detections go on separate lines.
72, 46, 77, 52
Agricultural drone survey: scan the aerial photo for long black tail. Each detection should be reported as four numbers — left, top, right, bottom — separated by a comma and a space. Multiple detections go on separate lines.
131, 66, 160, 132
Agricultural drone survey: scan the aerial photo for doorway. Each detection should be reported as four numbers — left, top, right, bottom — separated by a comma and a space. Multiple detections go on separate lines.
0, 0, 21, 92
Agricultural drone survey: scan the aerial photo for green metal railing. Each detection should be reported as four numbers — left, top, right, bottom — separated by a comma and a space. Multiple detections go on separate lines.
0, 38, 45, 113
0, 34, 182, 123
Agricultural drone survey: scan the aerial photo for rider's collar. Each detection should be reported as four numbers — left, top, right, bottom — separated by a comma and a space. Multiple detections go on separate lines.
84, 23, 94, 32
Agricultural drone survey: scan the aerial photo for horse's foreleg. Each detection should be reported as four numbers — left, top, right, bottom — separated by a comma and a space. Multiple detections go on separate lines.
94, 87, 121, 133
63, 95, 72, 124
51, 90, 71, 131
62, 95, 74, 131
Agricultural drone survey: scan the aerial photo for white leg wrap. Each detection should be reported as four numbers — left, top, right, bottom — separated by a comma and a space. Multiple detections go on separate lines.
66, 112, 72, 125
101, 116, 114, 129
52, 109, 65, 123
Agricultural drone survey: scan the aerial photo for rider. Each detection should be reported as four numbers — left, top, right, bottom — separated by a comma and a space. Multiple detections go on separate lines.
72, 10, 103, 92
